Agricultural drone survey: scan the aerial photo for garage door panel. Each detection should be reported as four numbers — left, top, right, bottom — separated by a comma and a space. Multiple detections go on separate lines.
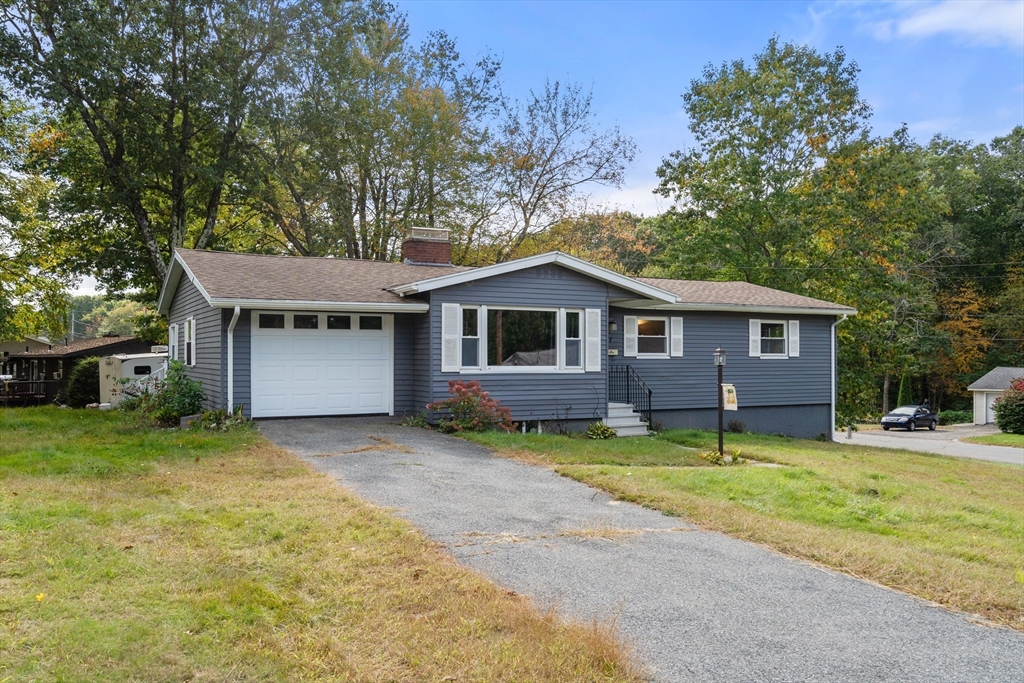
358, 363, 386, 381
325, 364, 353, 381
357, 392, 386, 410
291, 364, 322, 382
251, 314, 393, 418
326, 393, 354, 410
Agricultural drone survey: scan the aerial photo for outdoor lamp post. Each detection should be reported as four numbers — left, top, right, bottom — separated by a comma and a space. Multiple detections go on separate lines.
713, 346, 726, 456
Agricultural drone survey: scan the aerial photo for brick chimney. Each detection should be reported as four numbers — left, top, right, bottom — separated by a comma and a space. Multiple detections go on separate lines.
401, 227, 452, 266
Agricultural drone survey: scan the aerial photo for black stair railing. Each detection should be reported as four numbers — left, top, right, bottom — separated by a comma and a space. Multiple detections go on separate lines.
608, 365, 652, 426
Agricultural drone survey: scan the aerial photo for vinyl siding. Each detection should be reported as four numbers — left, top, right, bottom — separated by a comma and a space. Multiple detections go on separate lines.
428, 265, 609, 422
394, 313, 417, 415
413, 308, 432, 414
221, 308, 251, 415
167, 276, 222, 410
609, 308, 834, 410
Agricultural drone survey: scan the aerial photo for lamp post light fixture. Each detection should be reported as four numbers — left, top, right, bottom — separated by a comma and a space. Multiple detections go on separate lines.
713, 347, 727, 456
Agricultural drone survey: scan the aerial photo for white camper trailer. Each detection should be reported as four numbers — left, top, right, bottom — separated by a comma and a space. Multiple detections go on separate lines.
100, 348, 168, 406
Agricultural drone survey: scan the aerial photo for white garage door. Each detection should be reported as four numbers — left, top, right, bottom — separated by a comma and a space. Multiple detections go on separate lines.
251, 311, 393, 418
985, 392, 1001, 424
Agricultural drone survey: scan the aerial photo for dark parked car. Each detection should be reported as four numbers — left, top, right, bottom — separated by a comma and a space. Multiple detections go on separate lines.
880, 405, 938, 431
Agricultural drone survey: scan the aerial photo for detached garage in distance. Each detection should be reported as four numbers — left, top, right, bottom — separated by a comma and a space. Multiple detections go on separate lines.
968, 367, 1024, 425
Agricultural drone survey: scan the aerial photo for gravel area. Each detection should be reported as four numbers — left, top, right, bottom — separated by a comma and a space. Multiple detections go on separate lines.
262, 417, 1024, 683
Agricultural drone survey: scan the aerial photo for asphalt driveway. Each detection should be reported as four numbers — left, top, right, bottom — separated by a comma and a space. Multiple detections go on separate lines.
261, 417, 1024, 683
834, 424, 1023, 466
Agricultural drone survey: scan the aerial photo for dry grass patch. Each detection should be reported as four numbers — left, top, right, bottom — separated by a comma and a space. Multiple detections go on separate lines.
0, 408, 639, 682
466, 429, 1024, 631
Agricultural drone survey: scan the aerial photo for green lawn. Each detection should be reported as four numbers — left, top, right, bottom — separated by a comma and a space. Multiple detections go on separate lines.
465, 428, 1024, 631
1, 408, 637, 682
962, 432, 1024, 447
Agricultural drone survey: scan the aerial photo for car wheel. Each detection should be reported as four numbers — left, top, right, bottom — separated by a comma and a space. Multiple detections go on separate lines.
929, 420, 937, 431
882, 425, 890, 431
908, 421, 916, 431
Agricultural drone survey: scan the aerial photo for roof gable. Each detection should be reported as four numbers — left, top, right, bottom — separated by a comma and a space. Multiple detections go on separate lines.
967, 367, 1024, 392
388, 252, 678, 303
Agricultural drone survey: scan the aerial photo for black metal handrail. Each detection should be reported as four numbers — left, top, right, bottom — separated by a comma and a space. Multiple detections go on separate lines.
608, 365, 652, 426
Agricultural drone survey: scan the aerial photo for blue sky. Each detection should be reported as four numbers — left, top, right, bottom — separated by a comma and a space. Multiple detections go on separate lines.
399, 0, 1024, 215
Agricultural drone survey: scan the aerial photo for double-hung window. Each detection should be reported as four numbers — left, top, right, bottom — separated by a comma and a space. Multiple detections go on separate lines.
168, 323, 179, 361
461, 308, 480, 367
185, 317, 196, 366
443, 304, 598, 372
748, 319, 800, 358
623, 316, 683, 358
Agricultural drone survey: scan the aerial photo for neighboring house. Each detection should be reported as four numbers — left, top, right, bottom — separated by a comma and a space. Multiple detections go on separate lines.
157, 228, 856, 438
1, 335, 51, 371
5, 336, 152, 404
967, 367, 1024, 425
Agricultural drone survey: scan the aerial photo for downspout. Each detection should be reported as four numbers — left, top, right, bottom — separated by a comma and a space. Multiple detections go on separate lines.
227, 306, 240, 413
831, 314, 848, 441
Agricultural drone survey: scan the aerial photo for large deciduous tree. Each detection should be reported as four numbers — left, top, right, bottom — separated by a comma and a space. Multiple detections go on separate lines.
0, 0, 294, 290
652, 38, 948, 423
488, 81, 636, 261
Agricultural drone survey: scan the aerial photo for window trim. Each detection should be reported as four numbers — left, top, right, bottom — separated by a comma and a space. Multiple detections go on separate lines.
455, 304, 587, 374
636, 316, 670, 359
758, 319, 788, 358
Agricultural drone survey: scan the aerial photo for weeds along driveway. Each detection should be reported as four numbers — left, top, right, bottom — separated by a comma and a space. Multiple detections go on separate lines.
260, 417, 1024, 683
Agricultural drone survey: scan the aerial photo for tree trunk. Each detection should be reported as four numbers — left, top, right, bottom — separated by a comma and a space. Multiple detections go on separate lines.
882, 371, 890, 415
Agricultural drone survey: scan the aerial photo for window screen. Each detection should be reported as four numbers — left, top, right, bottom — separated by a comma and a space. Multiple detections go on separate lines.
760, 322, 786, 355
564, 311, 582, 367
462, 308, 479, 367
637, 319, 667, 355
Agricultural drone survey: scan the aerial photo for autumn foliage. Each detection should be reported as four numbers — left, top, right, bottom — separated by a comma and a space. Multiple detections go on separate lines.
427, 380, 516, 433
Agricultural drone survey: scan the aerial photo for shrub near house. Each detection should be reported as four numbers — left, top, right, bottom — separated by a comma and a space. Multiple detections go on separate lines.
993, 377, 1024, 434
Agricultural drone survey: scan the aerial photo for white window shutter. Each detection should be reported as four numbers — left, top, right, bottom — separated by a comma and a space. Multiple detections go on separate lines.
749, 319, 761, 357
441, 303, 460, 372
788, 320, 800, 357
585, 308, 602, 372
624, 316, 638, 357
169, 324, 178, 361
670, 317, 683, 357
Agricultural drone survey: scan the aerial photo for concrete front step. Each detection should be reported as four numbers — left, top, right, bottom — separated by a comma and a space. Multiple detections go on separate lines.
609, 426, 651, 437
605, 402, 650, 437
605, 415, 647, 429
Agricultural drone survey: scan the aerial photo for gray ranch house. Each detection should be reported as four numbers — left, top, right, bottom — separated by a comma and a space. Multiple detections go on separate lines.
157, 229, 856, 438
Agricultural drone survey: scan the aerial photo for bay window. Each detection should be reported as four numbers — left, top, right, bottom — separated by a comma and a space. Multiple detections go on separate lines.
443, 304, 596, 372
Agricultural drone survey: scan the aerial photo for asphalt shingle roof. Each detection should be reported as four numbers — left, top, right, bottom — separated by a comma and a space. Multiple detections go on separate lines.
637, 278, 856, 312
177, 249, 471, 304
967, 367, 1024, 392
14, 336, 139, 357
173, 249, 853, 312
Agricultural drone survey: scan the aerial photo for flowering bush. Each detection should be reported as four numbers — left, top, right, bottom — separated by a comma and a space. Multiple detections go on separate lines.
427, 380, 516, 433
993, 377, 1024, 434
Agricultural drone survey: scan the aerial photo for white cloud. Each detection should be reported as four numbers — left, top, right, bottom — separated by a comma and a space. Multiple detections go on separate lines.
882, 1, 1024, 48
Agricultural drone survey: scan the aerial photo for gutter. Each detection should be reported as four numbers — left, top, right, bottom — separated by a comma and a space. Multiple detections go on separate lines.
831, 314, 848, 441
227, 305, 240, 413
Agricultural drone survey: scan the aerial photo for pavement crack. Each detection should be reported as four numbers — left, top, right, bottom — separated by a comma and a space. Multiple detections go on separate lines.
450, 526, 693, 547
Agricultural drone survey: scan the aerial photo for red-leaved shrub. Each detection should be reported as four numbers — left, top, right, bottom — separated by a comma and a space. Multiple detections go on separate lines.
427, 380, 516, 433
993, 377, 1024, 434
